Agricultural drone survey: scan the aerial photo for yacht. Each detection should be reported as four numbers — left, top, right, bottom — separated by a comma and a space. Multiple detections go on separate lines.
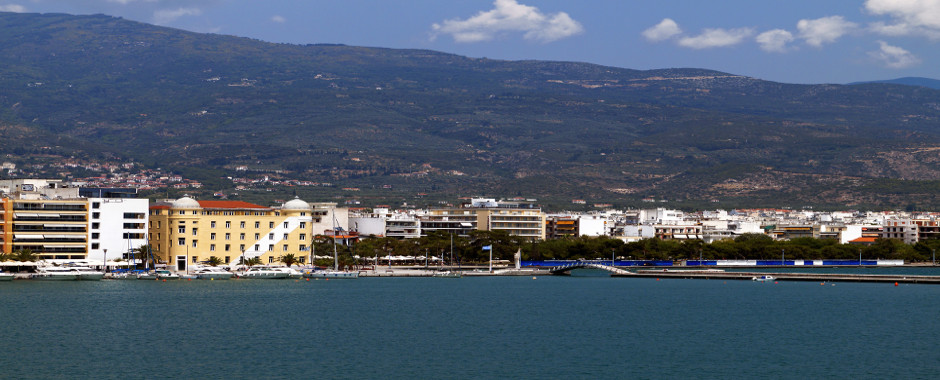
194, 266, 234, 280
432, 270, 461, 278
68, 266, 105, 281
137, 269, 181, 280
0, 270, 14, 281
238, 266, 290, 279
304, 269, 359, 279
752, 275, 776, 282
31, 267, 79, 281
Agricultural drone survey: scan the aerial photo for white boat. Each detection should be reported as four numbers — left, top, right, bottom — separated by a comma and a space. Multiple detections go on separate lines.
302, 214, 359, 279
31, 267, 79, 281
271, 266, 304, 278
432, 270, 461, 278
194, 266, 234, 280
137, 269, 181, 280
304, 270, 359, 279
68, 266, 105, 281
752, 275, 776, 282
238, 266, 290, 279
0, 270, 14, 281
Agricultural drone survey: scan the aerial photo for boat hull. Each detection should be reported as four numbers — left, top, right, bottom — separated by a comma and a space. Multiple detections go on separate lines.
31, 274, 78, 281
0, 274, 16, 281
197, 273, 234, 280
238, 272, 290, 279
304, 271, 359, 279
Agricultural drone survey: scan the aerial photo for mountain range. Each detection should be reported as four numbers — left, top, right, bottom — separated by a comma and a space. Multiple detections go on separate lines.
2, 12, 940, 210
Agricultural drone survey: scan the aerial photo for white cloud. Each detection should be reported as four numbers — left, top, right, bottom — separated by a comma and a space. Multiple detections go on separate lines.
642, 18, 682, 42
756, 29, 795, 52
0, 4, 26, 12
869, 40, 921, 68
271, 15, 285, 23
866, 0, 940, 39
677, 27, 754, 49
431, 0, 583, 43
153, 7, 201, 25
797, 16, 857, 47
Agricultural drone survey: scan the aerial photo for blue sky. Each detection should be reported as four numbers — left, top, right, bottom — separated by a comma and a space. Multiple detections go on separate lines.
3, 0, 940, 84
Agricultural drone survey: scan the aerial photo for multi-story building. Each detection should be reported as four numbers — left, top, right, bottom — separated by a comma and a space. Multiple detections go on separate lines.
420, 198, 545, 241
882, 219, 940, 244
148, 197, 347, 271
0, 180, 149, 265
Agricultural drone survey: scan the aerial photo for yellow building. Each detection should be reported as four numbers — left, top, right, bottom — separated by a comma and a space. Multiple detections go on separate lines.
148, 197, 316, 271
0, 197, 88, 260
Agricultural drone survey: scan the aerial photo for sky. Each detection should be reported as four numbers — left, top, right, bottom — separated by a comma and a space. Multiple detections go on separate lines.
2, 0, 940, 84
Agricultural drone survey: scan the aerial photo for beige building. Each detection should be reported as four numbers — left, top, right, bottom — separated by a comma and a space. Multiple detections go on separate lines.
149, 197, 338, 271
421, 198, 546, 241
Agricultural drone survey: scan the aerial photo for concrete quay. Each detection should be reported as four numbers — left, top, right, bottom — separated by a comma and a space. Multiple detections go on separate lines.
614, 269, 940, 284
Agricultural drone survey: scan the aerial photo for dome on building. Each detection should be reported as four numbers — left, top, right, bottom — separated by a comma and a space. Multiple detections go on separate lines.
172, 196, 202, 209
282, 197, 311, 210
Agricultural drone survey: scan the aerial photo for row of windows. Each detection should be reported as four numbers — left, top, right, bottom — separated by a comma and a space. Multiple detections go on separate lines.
174, 239, 309, 253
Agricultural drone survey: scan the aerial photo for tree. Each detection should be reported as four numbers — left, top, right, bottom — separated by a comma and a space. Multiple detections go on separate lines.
13, 249, 38, 262
206, 256, 224, 267
280, 253, 299, 267
0, 252, 11, 262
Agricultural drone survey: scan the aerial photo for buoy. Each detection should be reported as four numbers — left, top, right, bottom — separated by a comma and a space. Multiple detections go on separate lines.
187, 278, 192, 281
210, 278, 214, 281
656, 278, 660, 281
162, 279, 166, 282
774, 281, 778, 284
895, 282, 899, 286
820, 282, 825, 285
532, 277, 536, 280
306, 278, 310, 281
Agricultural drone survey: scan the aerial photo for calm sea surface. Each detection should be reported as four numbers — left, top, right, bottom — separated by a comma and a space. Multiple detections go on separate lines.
1, 273, 939, 379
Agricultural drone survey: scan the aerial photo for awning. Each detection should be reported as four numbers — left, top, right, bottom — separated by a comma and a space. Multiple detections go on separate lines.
14, 213, 39, 217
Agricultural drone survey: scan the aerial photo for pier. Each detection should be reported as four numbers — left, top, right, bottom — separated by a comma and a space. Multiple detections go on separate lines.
614, 269, 940, 284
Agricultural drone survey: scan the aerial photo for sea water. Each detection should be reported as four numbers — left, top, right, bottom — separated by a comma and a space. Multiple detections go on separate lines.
1, 276, 938, 379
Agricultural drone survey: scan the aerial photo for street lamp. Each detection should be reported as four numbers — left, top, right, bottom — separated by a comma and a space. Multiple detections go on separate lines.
103, 249, 108, 273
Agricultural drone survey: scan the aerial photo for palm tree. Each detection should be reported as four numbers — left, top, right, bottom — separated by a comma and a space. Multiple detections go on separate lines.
238, 256, 262, 267
279, 253, 299, 267
131, 244, 154, 268
0, 252, 12, 262
13, 248, 38, 262
206, 256, 224, 267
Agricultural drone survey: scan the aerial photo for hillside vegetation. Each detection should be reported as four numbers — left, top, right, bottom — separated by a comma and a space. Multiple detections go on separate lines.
2, 12, 940, 209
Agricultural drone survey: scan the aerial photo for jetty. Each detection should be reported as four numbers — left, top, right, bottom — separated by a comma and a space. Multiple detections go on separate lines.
614, 269, 940, 284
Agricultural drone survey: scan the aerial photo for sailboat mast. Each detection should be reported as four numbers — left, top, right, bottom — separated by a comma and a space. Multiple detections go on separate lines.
332, 209, 339, 271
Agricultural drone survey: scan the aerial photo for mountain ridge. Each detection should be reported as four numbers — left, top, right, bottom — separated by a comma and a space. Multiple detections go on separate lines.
2, 11, 940, 209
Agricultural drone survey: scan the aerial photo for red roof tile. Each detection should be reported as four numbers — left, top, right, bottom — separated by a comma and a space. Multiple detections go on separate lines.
197, 200, 269, 209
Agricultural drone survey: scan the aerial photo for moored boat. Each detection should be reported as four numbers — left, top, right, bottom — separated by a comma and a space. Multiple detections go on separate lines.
194, 266, 234, 280
31, 267, 79, 280
0, 270, 14, 281
752, 275, 776, 282
303, 269, 359, 279
69, 266, 105, 281
238, 266, 290, 279
138, 269, 181, 280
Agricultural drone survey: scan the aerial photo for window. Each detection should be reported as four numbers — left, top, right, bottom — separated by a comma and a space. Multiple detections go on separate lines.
92, 222, 100, 229
210, 233, 216, 240
225, 221, 231, 228
254, 221, 260, 228
300, 245, 309, 252
225, 233, 231, 240
254, 244, 259, 251
268, 244, 274, 251
240, 233, 245, 240
254, 233, 260, 240
178, 226, 186, 234
300, 222, 306, 228
225, 256, 230, 263
269, 222, 274, 228
178, 238, 185, 246
268, 256, 274, 263
92, 212, 100, 219
269, 233, 274, 240
179, 211, 185, 215
192, 228, 198, 236
210, 244, 216, 251
92, 202, 100, 209
283, 244, 288, 251
240, 221, 245, 228
192, 256, 198, 263
241, 244, 247, 252
283, 222, 289, 228
299, 257, 306, 264
91, 233, 100, 239
225, 244, 231, 252
192, 240, 197, 248
211, 221, 216, 228
299, 234, 306, 241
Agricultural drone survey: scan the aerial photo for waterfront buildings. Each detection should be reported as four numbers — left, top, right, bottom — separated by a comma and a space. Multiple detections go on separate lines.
147, 197, 345, 271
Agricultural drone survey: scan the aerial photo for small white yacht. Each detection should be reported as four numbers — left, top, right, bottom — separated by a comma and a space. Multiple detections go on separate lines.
0, 270, 14, 281
32, 267, 79, 281
238, 266, 290, 279
194, 266, 234, 280
68, 266, 105, 281
137, 269, 181, 280
752, 275, 776, 282
303, 269, 359, 279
